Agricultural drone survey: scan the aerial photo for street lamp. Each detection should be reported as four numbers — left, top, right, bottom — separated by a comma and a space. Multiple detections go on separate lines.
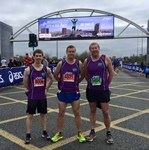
56, 41, 58, 59
137, 32, 139, 56
141, 25, 144, 61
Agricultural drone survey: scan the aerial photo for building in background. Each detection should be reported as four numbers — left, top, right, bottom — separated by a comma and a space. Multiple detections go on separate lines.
0, 21, 13, 61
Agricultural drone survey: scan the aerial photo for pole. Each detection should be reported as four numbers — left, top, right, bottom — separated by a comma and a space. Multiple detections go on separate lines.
56, 41, 58, 58
147, 20, 149, 65
141, 25, 144, 62
33, 46, 35, 51
137, 37, 139, 56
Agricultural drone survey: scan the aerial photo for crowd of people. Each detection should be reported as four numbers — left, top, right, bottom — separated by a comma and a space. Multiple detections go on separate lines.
0, 53, 58, 69
0, 56, 23, 68
23, 42, 114, 145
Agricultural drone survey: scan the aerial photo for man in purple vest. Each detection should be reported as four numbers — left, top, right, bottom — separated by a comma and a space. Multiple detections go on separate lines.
51, 45, 86, 143
23, 49, 53, 144
84, 42, 114, 144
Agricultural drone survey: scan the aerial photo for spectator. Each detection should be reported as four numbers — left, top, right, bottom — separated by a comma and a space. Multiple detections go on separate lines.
1, 57, 7, 68
13, 57, 22, 67
8, 59, 15, 68
42, 56, 49, 67
140, 61, 145, 76
23, 53, 33, 67
112, 57, 120, 74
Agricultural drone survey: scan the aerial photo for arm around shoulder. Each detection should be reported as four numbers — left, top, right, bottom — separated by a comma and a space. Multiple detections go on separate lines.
106, 56, 113, 84
83, 58, 88, 81
78, 60, 84, 83
53, 61, 62, 81
23, 67, 30, 90
46, 67, 53, 89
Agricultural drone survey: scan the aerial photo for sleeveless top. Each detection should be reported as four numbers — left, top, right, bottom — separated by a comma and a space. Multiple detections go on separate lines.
58, 59, 80, 92
28, 65, 47, 100
86, 55, 109, 91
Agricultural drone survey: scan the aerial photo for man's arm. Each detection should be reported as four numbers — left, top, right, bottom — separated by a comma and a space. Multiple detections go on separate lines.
83, 58, 88, 81
78, 61, 84, 83
106, 56, 114, 85
53, 61, 62, 82
46, 67, 53, 90
23, 67, 30, 91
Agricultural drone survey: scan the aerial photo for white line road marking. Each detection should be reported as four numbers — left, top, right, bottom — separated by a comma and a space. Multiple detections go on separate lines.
0, 80, 149, 149
125, 95, 149, 101
111, 89, 149, 99
0, 129, 40, 150
112, 126, 149, 139
0, 101, 18, 106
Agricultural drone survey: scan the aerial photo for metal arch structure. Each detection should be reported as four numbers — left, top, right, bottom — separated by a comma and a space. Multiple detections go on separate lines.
10, 8, 149, 41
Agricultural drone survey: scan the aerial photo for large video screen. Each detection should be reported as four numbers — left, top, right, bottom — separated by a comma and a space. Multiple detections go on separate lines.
38, 15, 114, 41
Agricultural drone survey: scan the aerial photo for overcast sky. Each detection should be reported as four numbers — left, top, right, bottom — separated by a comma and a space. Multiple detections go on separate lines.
0, 0, 149, 57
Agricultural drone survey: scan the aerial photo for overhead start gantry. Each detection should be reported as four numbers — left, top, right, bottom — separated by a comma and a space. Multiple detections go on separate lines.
9, 8, 149, 64
10, 8, 149, 42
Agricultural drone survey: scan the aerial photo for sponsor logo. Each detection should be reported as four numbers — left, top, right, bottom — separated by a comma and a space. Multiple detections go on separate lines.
72, 68, 77, 72
8, 71, 14, 83
0, 75, 4, 83
8, 71, 23, 83
98, 63, 103, 67
13, 71, 23, 80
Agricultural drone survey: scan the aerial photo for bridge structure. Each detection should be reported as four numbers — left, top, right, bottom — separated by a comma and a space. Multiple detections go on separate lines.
9, 8, 149, 63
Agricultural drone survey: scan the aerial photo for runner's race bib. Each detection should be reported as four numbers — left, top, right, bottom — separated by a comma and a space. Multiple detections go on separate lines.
63, 72, 75, 82
33, 78, 45, 87
91, 76, 102, 86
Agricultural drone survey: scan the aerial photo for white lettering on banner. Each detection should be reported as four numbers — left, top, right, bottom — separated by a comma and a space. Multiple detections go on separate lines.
0, 75, 4, 83
8, 71, 23, 83
13, 72, 23, 80
8, 71, 14, 83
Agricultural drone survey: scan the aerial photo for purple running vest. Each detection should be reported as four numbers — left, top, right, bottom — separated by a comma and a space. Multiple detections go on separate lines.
28, 65, 47, 100
58, 59, 80, 92
86, 55, 109, 91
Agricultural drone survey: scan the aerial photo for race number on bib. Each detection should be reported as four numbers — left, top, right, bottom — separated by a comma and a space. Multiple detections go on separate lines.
63, 72, 75, 82
34, 78, 44, 87
91, 76, 102, 86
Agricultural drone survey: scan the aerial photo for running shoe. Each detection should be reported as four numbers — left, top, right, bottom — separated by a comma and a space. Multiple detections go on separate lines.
77, 132, 86, 143
51, 132, 63, 142
106, 131, 114, 144
25, 133, 31, 144
41, 131, 51, 141
86, 130, 96, 142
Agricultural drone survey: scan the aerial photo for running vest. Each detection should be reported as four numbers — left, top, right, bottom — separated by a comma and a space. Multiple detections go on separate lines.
28, 65, 47, 100
58, 59, 80, 92
86, 55, 109, 91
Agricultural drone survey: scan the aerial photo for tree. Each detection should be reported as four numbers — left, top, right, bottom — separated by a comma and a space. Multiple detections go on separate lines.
76, 51, 88, 62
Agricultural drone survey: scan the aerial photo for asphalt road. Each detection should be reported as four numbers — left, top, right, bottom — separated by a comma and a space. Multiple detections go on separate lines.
0, 71, 149, 150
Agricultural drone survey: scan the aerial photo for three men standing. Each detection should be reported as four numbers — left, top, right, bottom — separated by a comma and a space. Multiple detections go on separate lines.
23, 43, 114, 144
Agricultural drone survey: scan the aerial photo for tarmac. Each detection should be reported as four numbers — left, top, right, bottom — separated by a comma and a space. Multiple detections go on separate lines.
0, 71, 149, 150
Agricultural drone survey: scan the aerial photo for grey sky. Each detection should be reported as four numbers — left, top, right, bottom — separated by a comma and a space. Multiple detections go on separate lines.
0, 0, 149, 57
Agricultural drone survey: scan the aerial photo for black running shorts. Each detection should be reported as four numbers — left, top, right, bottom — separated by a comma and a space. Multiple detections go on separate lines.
86, 88, 111, 103
26, 99, 47, 114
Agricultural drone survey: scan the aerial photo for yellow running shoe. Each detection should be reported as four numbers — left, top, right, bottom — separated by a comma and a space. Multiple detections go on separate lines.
51, 132, 63, 142
77, 132, 86, 143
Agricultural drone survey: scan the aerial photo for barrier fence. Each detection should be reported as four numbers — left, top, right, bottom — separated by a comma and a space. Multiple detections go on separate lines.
122, 64, 149, 74
0, 64, 57, 88
0, 64, 148, 88
0, 67, 25, 88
